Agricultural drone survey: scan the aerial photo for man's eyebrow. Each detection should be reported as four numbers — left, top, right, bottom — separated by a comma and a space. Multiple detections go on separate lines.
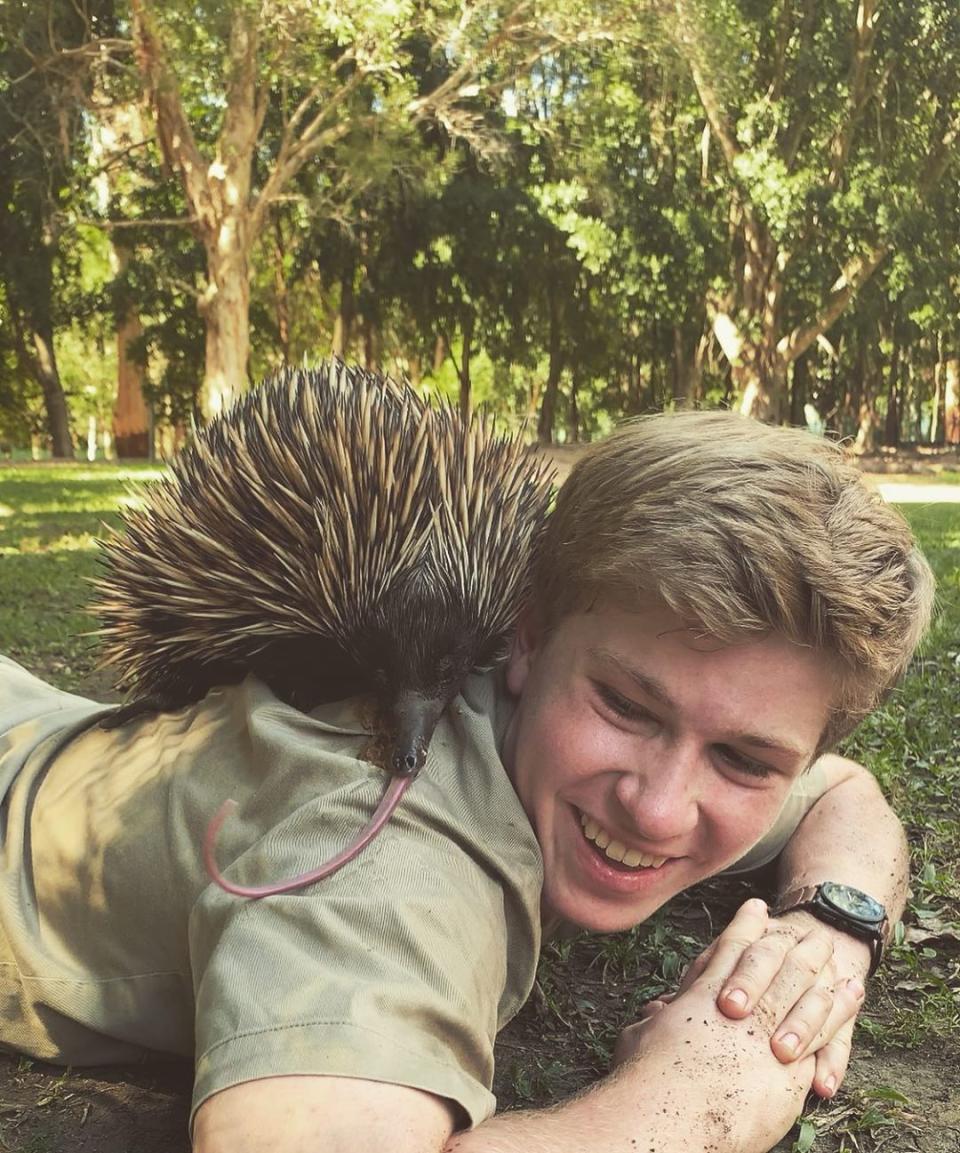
588, 647, 808, 761
589, 648, 676, 710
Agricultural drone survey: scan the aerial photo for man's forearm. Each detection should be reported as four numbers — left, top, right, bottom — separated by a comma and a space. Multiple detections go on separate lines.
445, 1040, 809, 1153
771, 754, 909, 974
775, 754, 909, 914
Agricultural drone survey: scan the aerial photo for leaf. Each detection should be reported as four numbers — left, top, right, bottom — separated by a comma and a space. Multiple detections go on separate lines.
793, 1118, 817, 1153
863, 1087, 911, 1105
904, 918, 960, 946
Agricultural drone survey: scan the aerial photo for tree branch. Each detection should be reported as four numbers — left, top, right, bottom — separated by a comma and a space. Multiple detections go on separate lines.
780, 110, 960, 364
128, 0, 216, 235
74, 215, 199, 230
670, 0, 742, 172
826, 0, 879, 190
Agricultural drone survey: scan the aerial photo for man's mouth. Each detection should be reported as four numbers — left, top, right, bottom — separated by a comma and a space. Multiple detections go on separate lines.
579, 813, 669, 870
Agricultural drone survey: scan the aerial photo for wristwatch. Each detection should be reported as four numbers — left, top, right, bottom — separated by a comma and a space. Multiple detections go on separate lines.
771, 882, 889, 978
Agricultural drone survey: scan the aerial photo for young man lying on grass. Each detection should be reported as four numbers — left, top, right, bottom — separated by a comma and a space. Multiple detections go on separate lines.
0, 412, 932, 1153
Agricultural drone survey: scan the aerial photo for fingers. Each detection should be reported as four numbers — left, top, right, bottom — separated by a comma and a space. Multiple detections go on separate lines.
692, 898, 770, 988
674, 900, 865, 1088
637, 992, 675, 1021
770, 973, 865, 1064
718, 922, 834, 1022
811, 1015, 858, 1099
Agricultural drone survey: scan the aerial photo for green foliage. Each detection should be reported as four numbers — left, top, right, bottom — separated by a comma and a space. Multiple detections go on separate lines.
1, 0, 959, 446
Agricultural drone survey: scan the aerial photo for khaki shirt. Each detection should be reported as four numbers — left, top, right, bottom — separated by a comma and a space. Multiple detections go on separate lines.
0, 656, 542, 1128
0, 655, 827, 1129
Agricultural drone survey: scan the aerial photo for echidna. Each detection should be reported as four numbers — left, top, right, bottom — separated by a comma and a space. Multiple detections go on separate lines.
95, 359, 555, 896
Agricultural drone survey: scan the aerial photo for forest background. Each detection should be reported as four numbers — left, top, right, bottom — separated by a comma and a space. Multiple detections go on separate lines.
2, 0, 960, 457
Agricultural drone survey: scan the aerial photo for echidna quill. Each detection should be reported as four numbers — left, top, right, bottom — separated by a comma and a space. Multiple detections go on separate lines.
95, 359, 555, 897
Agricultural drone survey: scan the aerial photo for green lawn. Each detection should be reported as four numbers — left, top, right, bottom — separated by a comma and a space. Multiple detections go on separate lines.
1, 461, 958, 1151
0, 463, 161, 688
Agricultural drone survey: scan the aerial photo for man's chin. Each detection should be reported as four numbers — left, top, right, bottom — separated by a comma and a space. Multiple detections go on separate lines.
542, 889, 674, 936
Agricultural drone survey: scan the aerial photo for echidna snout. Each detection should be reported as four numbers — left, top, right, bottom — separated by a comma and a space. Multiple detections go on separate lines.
389, 687, 454, 776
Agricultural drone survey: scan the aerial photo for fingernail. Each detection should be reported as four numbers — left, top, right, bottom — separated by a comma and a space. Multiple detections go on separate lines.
824, 1074, 837, 1096
722, 987, 748, 1009
777, 1032, 800, 1054
847, 978, 865, 998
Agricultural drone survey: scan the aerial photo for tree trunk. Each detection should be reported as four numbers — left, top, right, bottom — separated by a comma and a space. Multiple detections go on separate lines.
114, 308, 150, 458
883, 326, 901, 448
332, 257, 355, 358
200, 234, 251, 417
855, 316, 882, 451
362, 316, 378, 371
790, 351, 810, 427
690, 330, 708, 405
627, 351, 646, 414
566, 374, 580, 443
737, 341, 788, 423
273, 215, 291, 363
945, 355, 960, 446
671, 324, 707, 406
458, 309, 474, 423
672, 326, 689, 405
132, 1, 258, 419
31, 324, 73, 458
537, 285, 563, 444
113, 241, 151, 457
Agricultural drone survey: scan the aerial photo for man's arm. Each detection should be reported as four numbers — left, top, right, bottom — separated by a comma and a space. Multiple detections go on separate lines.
194, 902, 852, 1153
773, 752, 909, 931
193, 1075, 459, 1153
193, 758, 903, 1153
447, 900, 863, 1153
714, 753, 909, 1096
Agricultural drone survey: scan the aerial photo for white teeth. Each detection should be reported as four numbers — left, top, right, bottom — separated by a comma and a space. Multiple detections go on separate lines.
579, 812, 668, 869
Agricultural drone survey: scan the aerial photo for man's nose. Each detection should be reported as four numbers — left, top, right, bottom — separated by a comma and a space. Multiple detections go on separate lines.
613, 741, 700, 844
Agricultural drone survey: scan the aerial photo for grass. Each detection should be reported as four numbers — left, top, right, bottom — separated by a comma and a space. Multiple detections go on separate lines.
841, 503, 960, 1053
1, 461, 958, 1152
0, 463, 159, 688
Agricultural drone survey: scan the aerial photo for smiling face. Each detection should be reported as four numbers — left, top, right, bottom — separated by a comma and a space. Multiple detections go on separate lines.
502, 602, 838, 933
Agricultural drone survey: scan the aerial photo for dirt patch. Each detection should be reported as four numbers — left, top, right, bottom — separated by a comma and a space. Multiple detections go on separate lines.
0, 1057, 191, 1152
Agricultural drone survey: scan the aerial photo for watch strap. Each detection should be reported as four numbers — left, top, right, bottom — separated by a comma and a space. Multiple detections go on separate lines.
771, 884, 889, 979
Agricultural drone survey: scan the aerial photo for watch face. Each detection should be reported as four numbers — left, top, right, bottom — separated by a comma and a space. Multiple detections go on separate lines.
820, 882, 885, 925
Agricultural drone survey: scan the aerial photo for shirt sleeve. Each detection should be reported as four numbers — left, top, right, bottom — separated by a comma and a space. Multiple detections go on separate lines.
188, 777, 509, 1133
723, 758, 831, 874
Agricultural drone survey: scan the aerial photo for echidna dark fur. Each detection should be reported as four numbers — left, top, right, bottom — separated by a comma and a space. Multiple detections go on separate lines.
95, 359, 556, 896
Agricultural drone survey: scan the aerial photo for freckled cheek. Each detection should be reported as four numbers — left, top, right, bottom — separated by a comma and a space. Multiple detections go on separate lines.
704, 794, 789, 863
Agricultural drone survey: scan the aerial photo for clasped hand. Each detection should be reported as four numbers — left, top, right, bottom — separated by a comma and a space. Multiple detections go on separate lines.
614, 899, 866, 1146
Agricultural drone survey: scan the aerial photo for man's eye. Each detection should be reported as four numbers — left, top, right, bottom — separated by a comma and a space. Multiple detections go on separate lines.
595, 683, 653, 723
715, 745, 773, 780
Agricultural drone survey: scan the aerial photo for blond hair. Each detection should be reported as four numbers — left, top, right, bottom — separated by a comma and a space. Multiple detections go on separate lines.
534, 411, 934, 752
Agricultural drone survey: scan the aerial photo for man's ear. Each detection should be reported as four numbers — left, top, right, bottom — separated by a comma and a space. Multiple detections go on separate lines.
506, 607, 539, 695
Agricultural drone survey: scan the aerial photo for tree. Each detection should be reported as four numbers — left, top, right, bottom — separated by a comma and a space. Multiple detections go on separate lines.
0, 0, 102, 456
100, 0, 608, 416
662, 0, 960, 419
